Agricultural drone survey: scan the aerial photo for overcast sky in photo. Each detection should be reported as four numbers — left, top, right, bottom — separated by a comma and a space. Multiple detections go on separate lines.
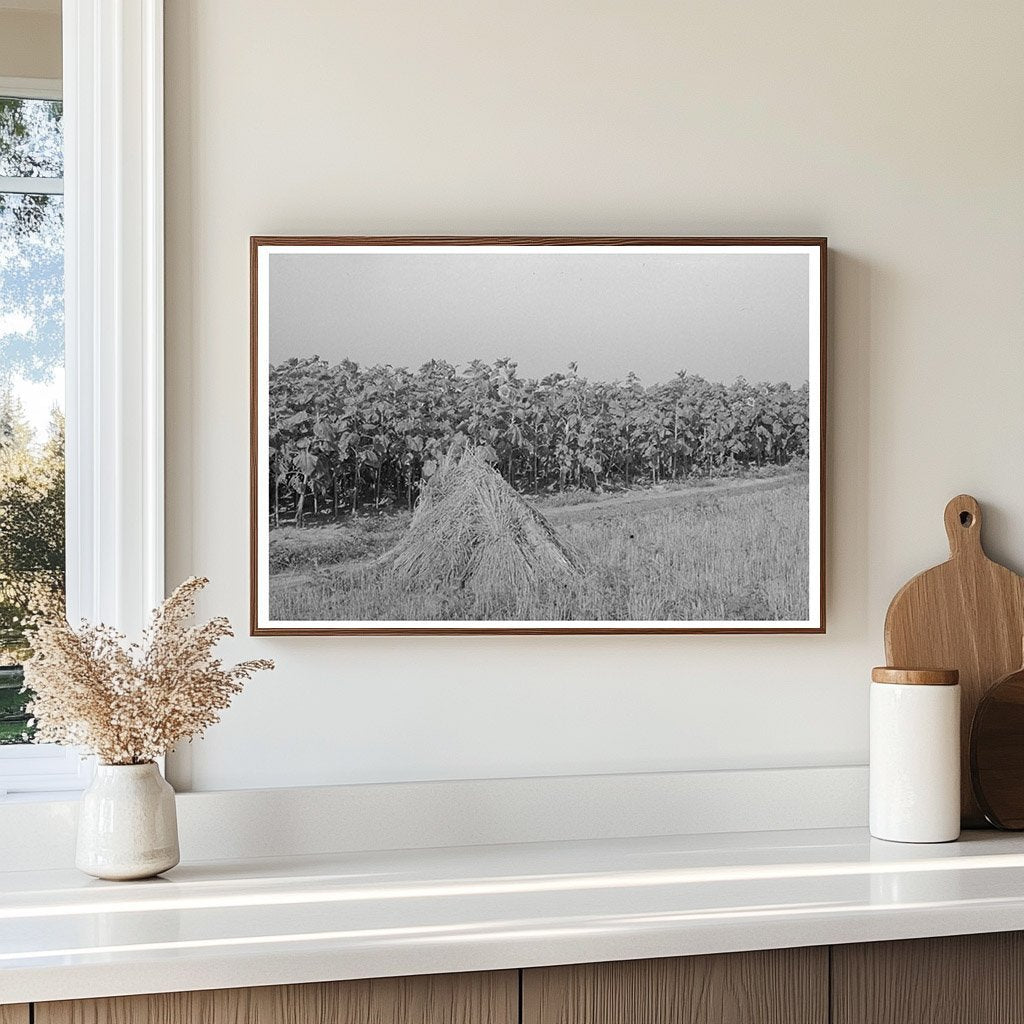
268, 249, 812, 386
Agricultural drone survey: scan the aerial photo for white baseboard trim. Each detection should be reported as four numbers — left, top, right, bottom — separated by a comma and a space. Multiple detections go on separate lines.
0, 765, 867, 872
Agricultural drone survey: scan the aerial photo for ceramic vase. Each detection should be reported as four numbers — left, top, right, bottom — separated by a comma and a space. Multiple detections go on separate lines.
76, 762, 180, 880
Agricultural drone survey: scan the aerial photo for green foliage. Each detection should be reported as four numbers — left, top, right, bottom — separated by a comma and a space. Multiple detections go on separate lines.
268, 357, 811, 525
0, 396, 65, 741
0, 397, 64, 629
0, 664, 29, 743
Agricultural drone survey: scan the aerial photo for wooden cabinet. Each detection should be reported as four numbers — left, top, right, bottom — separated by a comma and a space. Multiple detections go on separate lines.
832, 932, 1024, 1024
522, 948, 828, 1024
34, 971, 517, 1024
15, 933, 1024, 1024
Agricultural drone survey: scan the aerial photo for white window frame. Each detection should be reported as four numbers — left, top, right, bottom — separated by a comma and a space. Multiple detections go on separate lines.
0, 77, 64, 191
0, 0, 164, 797
0, 77, 61, 102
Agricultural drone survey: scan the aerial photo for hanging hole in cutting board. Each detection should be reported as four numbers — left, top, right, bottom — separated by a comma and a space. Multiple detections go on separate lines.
960, 511, 974, 527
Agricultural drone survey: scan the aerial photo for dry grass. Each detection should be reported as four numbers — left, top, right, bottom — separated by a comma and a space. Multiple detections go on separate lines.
25, 577, 273, 764
269, 516, 405, 572
381, 447, 582, 603
268, 473, 809, 623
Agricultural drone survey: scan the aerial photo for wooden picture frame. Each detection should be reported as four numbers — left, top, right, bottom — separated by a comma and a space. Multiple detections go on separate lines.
250, 236, 826, 635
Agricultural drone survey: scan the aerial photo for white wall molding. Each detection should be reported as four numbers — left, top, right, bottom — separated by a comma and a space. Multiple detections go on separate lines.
0, 76, 62, 100
63, 0, 164, 634
0, 765, 868, 870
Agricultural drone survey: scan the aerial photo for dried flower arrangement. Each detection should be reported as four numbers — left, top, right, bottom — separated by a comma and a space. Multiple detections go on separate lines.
23, 577, 273, 765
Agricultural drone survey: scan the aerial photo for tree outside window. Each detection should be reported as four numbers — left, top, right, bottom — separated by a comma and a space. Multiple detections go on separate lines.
0, 94, 65, 743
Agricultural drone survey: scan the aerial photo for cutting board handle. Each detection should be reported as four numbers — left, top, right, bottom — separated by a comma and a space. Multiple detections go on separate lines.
944, 494, 983, 558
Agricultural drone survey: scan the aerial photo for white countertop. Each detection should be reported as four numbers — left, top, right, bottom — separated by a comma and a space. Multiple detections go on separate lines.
4, 826, 1024, 1004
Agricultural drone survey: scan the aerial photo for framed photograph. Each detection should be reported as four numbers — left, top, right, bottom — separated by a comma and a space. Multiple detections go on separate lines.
251, 236, 826, 635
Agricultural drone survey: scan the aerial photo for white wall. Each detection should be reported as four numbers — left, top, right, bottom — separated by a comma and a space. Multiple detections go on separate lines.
164, 0, 1024, 792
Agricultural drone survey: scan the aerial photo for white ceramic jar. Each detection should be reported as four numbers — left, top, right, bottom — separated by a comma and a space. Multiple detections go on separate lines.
870, 667, 960, 843
76, 762, 180, 880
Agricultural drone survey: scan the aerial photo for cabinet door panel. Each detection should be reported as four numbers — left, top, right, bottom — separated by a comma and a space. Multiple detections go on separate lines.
36, 971, 518, 1024
0, 1007, 29, 1024
523, 948, 828, 1024
832, 932, 1024, 1024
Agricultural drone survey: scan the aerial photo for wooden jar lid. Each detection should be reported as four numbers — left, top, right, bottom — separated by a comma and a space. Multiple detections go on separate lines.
871, 667, 960, 686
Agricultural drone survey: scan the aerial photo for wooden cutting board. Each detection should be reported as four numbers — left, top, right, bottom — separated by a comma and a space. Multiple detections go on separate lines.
884, 494, 1024, 826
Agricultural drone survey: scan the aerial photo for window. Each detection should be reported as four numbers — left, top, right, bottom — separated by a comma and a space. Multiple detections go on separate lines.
0, 79, 81, 794
0, 4, 166, 798
0, 87, 66, 735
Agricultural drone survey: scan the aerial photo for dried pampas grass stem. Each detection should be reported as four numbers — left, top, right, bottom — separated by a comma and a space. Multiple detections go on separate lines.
23, 577, 273, 765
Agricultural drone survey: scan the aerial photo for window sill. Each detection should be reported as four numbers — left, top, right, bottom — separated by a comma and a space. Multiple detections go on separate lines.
0, 745, 94, 799
3, 825, 1024, 1004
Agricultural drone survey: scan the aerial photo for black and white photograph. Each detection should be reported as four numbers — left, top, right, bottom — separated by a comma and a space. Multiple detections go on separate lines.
251, 238, 825, 634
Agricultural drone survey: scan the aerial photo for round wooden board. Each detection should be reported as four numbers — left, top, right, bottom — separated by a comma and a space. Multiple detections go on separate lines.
971, 664, 1024, 829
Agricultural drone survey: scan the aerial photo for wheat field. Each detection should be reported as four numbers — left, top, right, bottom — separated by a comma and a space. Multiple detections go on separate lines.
268, 472, 809, 623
